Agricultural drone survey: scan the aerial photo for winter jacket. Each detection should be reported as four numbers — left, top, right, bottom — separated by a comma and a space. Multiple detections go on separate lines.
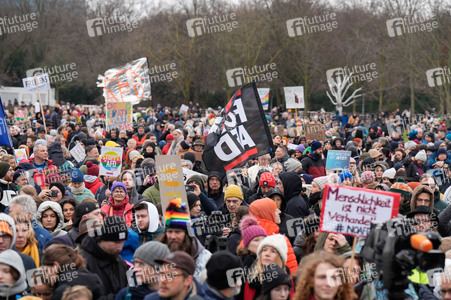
29, 157, 58, 188
132, 133, 147, 146
427, 152, 451, 169
301, 153, 326, 179
47, 141, 66, 167
95, 182, 115, 206
0, 179, 18, 208
100, 197, 134, 227
191, 237, 212, 281
0, 250, 28, 299
207, 172, 224, 208
36, 201, 67, 237
32, 219, 53, 251
116, 285, 154, 300
81, 237, 128, 298
279, 172, 310, 219
403, 157, 420, 182
132, 201, 164, 245
84, 175, 105, 195
227, 226, 241, 255
142, 180, 161, 206
51, 269, 105, 300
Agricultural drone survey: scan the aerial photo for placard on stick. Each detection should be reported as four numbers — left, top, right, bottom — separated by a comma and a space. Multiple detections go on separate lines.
320, 185, 400, 237
326, 150, 351, 170
70, 143, 86, 163
14, 149, 28, 164
305, 124, 327, 141
99, 146, 123, 177
106, 102, 133, 131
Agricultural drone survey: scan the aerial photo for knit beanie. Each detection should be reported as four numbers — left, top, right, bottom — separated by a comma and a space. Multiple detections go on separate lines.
166, 134, 174, 141
186, 175, 205, 191
415, 150, 427, 162
438, 148, 447, 156
239, 215, 267, 247
338, 171, 353, 184
71, 169, 84, 183
405, 141, 417, 150
361, 171, 375, 186
446, 134, 451, 141
311, 141, 322, 152
206, 251, 243, 290
259, 172, 276, 188
224, 185, 243, 200
257, 234, 288, 264
382, 168, 396, 179
408, 182, 421, 191
183, 152, 196, 165
12, 170, 26, 183
111, 182, 127, 193
49, 182, 65, 197
79, 165, 87, 175
261, 264, 292, 295
164, 199, 191, 231
134, 241, 170, 268
313, 176, 330, 190
296, 144, 305, 153
86, 161, 99, 176
99, 216, 128, 241
129, 150, 140, 161
187, 192, 200, 210
389, 178, 412, 197
0, 162, 10, 179
284, 158, 302, 172
180, 140, 190, 150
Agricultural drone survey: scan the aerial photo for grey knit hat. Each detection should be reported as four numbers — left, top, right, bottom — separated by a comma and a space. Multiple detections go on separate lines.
134, 241, 170, 267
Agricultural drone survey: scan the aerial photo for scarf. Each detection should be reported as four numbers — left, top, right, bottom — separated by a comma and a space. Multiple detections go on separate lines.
21, 243, 40, 267
107, 194, 130, 217
71, 182, 86, 195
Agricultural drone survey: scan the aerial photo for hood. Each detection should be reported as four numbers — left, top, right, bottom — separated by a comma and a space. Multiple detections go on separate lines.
333, 137, 344, 147
191, 236, 206, 259
0, 250, 27, 296
29, 157, 54, 166
134, 201, 159, 233
0, 214, 15, 248
411, 185, 435, 211
279, 172, 303, 200
207, 171, 223, 192
186, 175, 205, 191
266, 188, 286, 211
249, 198, 276, 223
47, 141, 66, 167
36, 201, 65, 236
84, 175, 98, 184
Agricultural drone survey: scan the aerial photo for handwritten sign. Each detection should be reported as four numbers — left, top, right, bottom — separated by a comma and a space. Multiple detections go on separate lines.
70, 143, 86, 163
156, 155, 188, 218
284, 86, 304, 109
14, 149, 28, 164
106, 102, 133, 131
257, 88, 269, 110
305, 124, 327, 141
320, 185, 400, 237
22, 73, 51, 93
101, 57, 151, 105
180, 104, 189, 113
326, 150, 351, 170
99, 146, 123, 177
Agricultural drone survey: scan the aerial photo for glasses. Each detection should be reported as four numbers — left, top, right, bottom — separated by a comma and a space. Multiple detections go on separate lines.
113, 190, 126, 194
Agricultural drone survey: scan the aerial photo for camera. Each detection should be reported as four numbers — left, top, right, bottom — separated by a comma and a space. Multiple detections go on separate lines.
185, 185, 195, 192
50, 190, 58, 197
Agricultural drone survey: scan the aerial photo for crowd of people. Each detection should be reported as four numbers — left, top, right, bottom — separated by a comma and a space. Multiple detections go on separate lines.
0, 102, 450, 300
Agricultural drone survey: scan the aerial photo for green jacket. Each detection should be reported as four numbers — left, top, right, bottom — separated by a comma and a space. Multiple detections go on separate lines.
142, 180, 160, 205
133, 224, 165, 245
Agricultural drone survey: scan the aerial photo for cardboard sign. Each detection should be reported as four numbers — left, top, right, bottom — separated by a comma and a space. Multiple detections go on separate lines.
70, 143, 86, 163
156, 155, 188, 218
320, 185, 400, 237
284, 86, 304, 109
14, 149, 28, 164
183, 168, 208, 183
101, 57, 151, 105
305, 124, 327, 141
257, 88, 269, 110
326, 150, 351, 170
22, 73, 51, 93
180, 104, 189, 113
106, 102, 133, 131
99, 146, 123, 177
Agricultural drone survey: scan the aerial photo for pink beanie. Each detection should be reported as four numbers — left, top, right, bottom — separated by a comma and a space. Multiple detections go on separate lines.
361, 171, 376, 186
239, 215, 267, 248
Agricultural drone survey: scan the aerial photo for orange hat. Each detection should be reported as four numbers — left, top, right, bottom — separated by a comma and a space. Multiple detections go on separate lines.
0, 221, 13, 237
249, 198, 277, 223
408, 182, 421, 191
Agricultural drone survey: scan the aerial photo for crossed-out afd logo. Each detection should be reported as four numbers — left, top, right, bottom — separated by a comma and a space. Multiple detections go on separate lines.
426, 67, 451, 87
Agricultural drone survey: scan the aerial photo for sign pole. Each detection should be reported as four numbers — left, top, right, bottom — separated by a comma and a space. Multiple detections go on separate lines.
34, 74, 47, 135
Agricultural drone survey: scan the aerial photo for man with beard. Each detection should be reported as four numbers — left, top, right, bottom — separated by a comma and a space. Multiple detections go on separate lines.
157, 199, 211, 281
301, 141, 326, 179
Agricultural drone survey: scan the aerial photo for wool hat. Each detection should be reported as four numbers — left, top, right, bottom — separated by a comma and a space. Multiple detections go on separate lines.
0, 162, 10, 179
224, 184, 243, 200
12, 170, 26, 183
155, 251, 196, 276
49, 182, 65, 197
99, 216, 128, 241
361, 171, 375, 185
128, 150, 140, 162
415, 150, 427, 162
186, 192, 200, 210
259, 172, 276, 188
394, 169, 408, 180
389, 178, 412, 197
374, 162, 387, 172
134, 241, 170, 268
382, 168, 396, 179
313, 175, 331, 190
437, 148, 447, 156
111, 182, 127, 193
186, 175, 205, 191
71, 169, 84, 183
300, 173, 314, 184
86, 161, 99, 176
338, 171, 353, 184
239, 215, 267, 248
183, 152, 196, 165
296, 144, 305, 153
311, 141, 322, 152
75, 202, 98, 221
166, 134, 174, 141
405, 141, 417, 150
180, 140, 190, 150
446, 134, 451, 141
368, 149, 382, 159
359, 152, 370, 161
206, 251, 243, 289
362, 157, 375, 166
257, 234, 288, 264
261, 264, 292, 295
79, 165, 88, 175
393, 162, 404, 171
193, 139, 204, 146
407, 182, 422, 191
284, 158, 302, 172
164, 198, 191, 231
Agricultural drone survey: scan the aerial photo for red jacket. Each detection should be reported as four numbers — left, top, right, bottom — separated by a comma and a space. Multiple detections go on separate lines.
85, 178, 104, 195
100, 196, 134, 227
29, 157, 58, 188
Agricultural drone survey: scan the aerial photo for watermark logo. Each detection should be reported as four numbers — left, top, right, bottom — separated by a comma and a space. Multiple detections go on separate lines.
386, 14, 438, 37
226, 267, 244, 287
86, 218, 102, 238
26, 264, 78, 287
426, 67, 451, 87
26, 63, 78, 84
286, 13, 338, 37
326, 63, 378, 85
0, 13, 38, 35
86, 14, 138, 37
326, 263, 378, 287
149, 63, 178, 83
186, 13, 238, 37
226, 63, 278, 87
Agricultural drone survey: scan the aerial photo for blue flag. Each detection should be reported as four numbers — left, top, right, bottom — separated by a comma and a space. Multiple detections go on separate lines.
0, 98, 13, 148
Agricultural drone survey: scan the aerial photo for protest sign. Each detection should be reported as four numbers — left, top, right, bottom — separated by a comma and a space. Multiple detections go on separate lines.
22, 73, 51, 93
156, 155, 188, 216
99, 146, 123, 177
105, 102, 133, 131
326, 150, 351, 170
100, 57, 151, 105
70, 143, 87, 163
183, 168, 208, 183
320, 185, 400, 237
305, 124, 327, 141
257, 88, 269, 110
203, 82, 273, 173
14, 149, 28, 164
284, 86, 304, 109
180, 104, 189, 113
287, 143, 298, 151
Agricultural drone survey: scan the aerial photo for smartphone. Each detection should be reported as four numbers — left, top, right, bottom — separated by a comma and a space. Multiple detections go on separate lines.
50, 190, 58, 197
185, 185, 195, 192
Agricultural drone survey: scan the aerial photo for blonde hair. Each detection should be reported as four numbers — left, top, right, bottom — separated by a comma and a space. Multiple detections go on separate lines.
62, 285, 92, 300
